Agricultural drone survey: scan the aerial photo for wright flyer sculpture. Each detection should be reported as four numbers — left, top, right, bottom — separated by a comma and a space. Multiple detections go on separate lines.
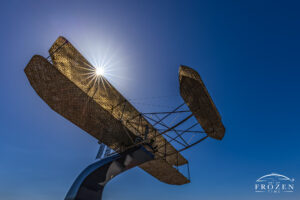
25, 36, 225, 200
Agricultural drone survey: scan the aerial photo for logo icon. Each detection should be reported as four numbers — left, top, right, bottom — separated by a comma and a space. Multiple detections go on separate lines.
255, 173, 295, 193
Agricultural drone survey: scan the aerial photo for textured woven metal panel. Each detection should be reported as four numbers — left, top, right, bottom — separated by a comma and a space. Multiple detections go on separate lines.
179, 65, 225, 140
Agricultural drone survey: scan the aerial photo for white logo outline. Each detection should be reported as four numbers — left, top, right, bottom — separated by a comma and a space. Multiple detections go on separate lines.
255, 173, 295, 193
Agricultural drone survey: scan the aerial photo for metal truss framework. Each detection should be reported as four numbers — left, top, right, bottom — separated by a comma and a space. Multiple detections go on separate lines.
104, 99, 209, 177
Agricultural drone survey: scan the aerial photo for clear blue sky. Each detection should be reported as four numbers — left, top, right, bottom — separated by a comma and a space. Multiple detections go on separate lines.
0, 0, 299, 199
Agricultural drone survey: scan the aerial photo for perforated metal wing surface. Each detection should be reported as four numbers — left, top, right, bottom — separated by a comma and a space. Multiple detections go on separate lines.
179, 66, 225, 140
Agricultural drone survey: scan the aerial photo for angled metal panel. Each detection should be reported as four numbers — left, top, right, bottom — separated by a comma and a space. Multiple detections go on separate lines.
179, 65, 225, 140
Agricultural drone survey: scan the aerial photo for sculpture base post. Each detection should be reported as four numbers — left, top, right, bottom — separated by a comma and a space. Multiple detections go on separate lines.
65, 145, 154, 200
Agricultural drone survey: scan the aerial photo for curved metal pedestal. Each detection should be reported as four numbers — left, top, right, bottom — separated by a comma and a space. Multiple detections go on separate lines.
65, 146, 154, 200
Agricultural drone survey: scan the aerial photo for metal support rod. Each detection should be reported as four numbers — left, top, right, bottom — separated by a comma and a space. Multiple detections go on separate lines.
126, 120, 143, 138
163, 133, 187, 147
153, 114, 189, 146
111, 100, 127, 111
177, 152, 179, 171
164, 140, 167, 160
187, 162, 191, 182
119, 101, 127, 120
156, 128, 205, 133
155, 135, 209, 156
157, 123, 200, 146
142, 110, 190, 115
144, 125, 149, 140
126, 114, 194, 150
152, 103, 185, 126
148, 113, 193, 138
142, 115, 188, 146
122, 125, 135, 145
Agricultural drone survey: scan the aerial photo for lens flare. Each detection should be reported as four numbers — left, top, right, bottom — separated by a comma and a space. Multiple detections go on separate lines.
71, 36, 132, 97
96, 67, 105, 76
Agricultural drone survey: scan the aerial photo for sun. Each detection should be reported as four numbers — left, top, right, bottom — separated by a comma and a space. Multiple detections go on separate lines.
95, 67, 105, 76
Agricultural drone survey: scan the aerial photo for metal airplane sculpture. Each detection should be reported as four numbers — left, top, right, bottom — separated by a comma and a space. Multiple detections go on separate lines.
24, 36, 225, 200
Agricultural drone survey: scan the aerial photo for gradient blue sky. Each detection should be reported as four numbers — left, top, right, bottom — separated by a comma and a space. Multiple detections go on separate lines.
0, 0, 299, 200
